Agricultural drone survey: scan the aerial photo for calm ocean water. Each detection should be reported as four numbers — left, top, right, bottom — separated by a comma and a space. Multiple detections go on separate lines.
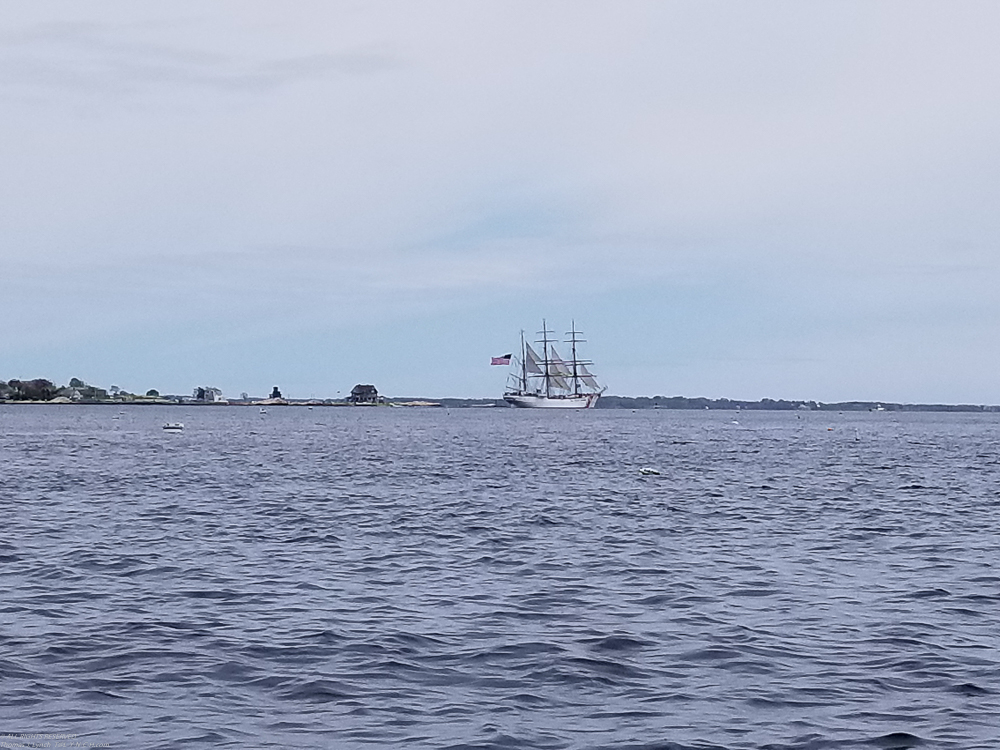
1, 406, 998, 749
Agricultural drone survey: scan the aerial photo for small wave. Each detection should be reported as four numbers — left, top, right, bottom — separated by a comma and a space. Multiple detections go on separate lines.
869, 732, 924, 748
950, 682, 991, 696
584, 635, 655, 652
279, 678, 359, 703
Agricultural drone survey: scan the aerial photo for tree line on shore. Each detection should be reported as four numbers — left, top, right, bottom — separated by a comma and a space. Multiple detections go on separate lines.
0, 378, 159, 402
0, 379, 60, 401
593, 395, 996, 412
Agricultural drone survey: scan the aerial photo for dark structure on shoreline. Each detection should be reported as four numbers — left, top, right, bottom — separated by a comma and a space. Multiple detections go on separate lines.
349, 384, 380, 404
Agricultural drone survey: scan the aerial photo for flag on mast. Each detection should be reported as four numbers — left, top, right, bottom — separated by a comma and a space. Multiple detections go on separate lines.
491, 353, 512, 365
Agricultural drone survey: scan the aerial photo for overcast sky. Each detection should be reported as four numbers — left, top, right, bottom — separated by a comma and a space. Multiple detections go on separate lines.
2, 1, 999, 401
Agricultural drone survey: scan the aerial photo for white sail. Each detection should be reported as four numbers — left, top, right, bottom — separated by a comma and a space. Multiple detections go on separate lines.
547, 347, 576, 392
578, 363, 600, 391
550, 375, 571, 391
524, 343, 544, 374
548, 347, 572, 377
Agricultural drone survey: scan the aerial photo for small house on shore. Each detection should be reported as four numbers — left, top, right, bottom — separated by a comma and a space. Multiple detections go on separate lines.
349, 384, 381, 404
193, 386, 225, 403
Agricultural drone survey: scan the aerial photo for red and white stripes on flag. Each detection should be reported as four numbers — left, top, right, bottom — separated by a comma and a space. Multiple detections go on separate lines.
491, 354, 512, 365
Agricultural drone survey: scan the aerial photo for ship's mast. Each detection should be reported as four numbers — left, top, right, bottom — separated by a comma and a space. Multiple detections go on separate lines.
520, 330, 527, 394
540, 319, 551, 398
568, 320, 580, 395
564, 321, 594, 396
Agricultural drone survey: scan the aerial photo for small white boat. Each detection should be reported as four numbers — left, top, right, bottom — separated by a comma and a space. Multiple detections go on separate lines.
162, 423, 184, 431
259, 408, 268, 414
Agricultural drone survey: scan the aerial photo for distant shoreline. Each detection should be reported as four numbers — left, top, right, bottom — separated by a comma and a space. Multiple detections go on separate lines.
1, 397, 997, 412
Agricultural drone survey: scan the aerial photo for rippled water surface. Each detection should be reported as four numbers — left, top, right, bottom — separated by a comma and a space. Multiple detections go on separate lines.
1, 406, 999, 749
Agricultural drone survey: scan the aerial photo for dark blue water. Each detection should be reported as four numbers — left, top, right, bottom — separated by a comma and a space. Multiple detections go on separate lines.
1, 406, 998, 749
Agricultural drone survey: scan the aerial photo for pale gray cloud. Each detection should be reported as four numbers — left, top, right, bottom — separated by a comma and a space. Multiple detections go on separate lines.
0, 19, 400, 96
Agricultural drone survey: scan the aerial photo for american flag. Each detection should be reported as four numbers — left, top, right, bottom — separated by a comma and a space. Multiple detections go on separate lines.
491, 354, 512, 365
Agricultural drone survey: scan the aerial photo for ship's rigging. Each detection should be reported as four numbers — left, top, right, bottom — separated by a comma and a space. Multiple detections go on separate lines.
504, 320, 604, 408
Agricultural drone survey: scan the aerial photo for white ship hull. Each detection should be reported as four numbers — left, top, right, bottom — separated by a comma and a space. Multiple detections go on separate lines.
503, 393, 600, 409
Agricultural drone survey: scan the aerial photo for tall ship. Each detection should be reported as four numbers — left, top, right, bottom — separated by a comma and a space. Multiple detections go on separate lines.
503, 320, 605, 408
